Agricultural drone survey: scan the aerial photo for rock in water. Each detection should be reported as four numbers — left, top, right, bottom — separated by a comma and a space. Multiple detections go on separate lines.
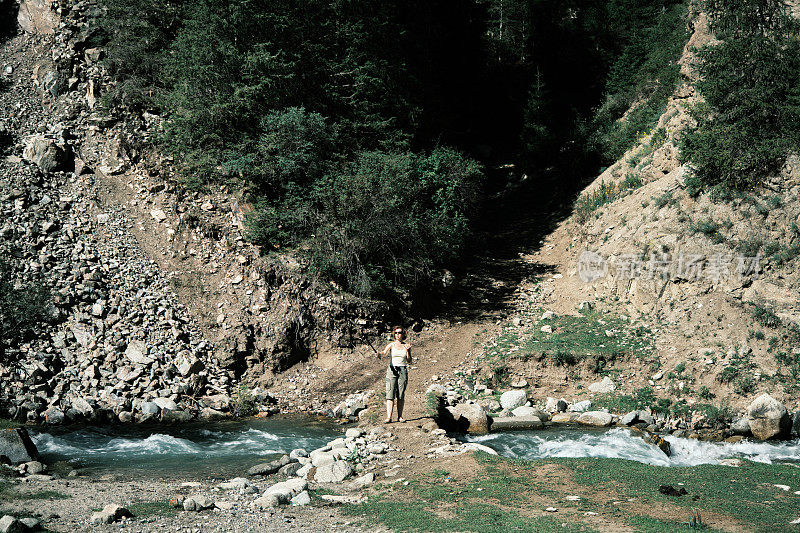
747, 393, 790, 440
490, 416, 543, 431
446, 403, 489, 434
0, 428, 40, 464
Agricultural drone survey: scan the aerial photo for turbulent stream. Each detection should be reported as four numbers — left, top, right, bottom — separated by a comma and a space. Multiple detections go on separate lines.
29, 416, 340, 479
28, 421, 800, 480
462, 427, 800, 467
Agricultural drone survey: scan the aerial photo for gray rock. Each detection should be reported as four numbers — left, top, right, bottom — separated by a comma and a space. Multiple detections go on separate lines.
22, 136, 69, 173
218, 478, 250, 490
124, 341, 153, 365
252, 493, 281, 509
289, 448, 308, 459
792, 411, 800, 437
314, 461, 353, 483
0, 515, 23, 533
23, 461, 45, 475
577, 411, 613, 427
587, 377, 616, 394
43, 406, 64, 425
278, 462, 303, 477
545, 397, 568, 413
446, 403, 489, 434
350, 472, 375, 489
70, 397, 94, 418
184, 495, 213, 511
90, 504, 131, 524
176, 354, 204, 377
0, 428, 40, 464
426, 384, 447, 397
18, 517, 40, 530
153, 398, 178, 411
570, 400, 592, 412
499, 390, 527, 410
366, 443, 387, 454
731, 416, 751, 435
248, 455, 290, 476
747, 393, 790, 440
264, 478, 307, 501
140, 402, 160, 416
491, 416, 543, 431
310, 450, 337, 467
345, 428, 365, 439
637, 410, 655, 425
620, 411, 638, 426
291, 490, 311, 506
161, 410, 193, 423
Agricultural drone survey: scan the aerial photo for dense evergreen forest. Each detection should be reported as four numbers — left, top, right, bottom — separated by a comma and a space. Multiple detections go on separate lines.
95, 0, 799, 305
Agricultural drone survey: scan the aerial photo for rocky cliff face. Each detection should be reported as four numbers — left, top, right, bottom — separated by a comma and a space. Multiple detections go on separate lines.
0, 0, 389, 424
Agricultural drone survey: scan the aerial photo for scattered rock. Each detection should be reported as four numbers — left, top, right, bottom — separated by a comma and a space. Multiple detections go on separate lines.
290, 491, 311, 506
90, 504, 131, 524
314, 461, 353, 483
499, 390, 527, 410
570, 400, 592, 413
588, 377, 616, 394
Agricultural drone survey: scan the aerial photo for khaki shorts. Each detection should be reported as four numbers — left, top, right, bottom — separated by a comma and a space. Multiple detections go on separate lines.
385, 366, 408, 400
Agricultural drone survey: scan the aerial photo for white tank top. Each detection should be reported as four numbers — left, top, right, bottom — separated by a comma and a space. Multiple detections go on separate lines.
390, 344, 408, 367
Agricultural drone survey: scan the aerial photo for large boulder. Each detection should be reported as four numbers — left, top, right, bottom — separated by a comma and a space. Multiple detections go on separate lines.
0, 515, 24, 533
577, 411, 613, 427
445, 403, 489, 435
0, 428, 40, 464
499, 390, 527, 410
22, 136, 69, 173
314, 461, 353, 483
747, 394, 791, 440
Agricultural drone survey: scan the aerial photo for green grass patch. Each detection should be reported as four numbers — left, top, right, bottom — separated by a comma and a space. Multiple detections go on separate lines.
0, 480, 68, 501
482, 308, 654, 374
343, 458, 594, 532
0, 419, 19, 429
127, 500, 179, 518
560, 457, 800, 532
345, 453, 796, 532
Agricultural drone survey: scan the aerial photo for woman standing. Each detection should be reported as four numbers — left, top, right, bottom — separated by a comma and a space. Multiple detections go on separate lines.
381, 326, 412, 423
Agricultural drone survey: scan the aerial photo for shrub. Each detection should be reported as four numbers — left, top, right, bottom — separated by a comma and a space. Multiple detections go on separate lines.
551, 351, 578, 366
0, 259, 51, 363
230, 386, 257, 417
680, 0, 800, 192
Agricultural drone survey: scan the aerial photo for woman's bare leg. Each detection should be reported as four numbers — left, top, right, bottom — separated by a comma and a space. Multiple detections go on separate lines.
397, 398, 405, 422
385, 399, 393, 423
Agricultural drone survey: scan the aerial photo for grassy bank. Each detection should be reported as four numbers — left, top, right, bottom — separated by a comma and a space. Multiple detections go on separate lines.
343, 452, 800, 532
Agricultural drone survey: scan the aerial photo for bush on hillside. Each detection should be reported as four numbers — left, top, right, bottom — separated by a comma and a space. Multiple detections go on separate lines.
0, 259, 51, 363
680, 0, 800, 192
